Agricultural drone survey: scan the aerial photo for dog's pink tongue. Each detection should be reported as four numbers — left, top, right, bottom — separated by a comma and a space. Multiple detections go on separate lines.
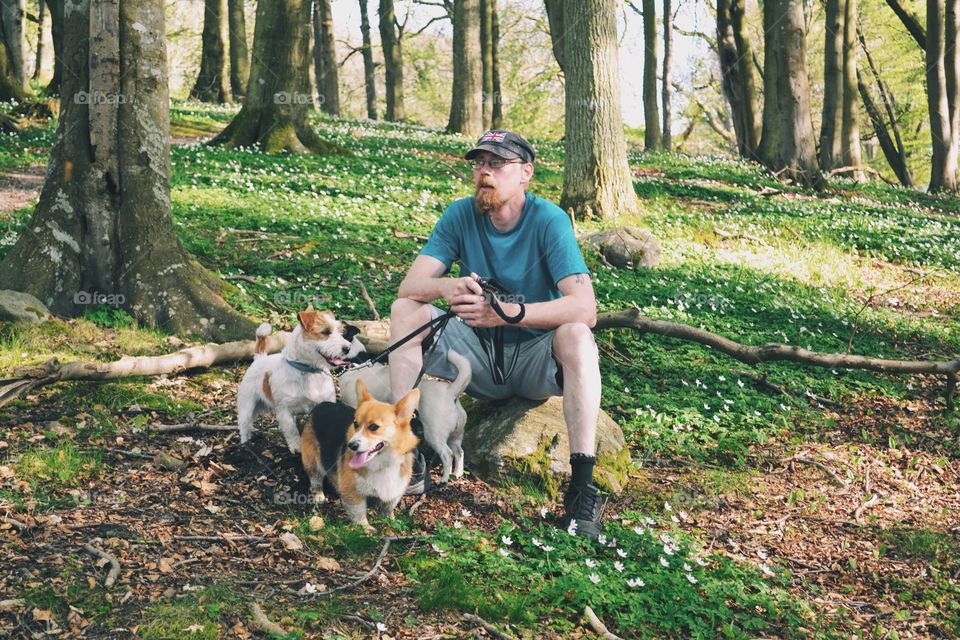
349, 450, 371, 469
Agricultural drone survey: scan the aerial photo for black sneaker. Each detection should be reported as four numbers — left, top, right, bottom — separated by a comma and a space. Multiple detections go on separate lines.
405, 448, 430, 496
560, 482, 606, 540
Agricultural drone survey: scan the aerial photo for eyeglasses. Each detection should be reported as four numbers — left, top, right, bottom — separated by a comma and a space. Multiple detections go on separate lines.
470, 158, 524, 170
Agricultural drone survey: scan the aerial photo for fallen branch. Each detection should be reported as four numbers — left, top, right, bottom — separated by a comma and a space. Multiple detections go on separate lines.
584, 605, 623, 640
250, 602, 287, 636
319, 536, 403, 597
83, 539, 121, 587
854, 494, 881, 522
596, 309, 959, 409
152, 423, 236, 433
357, 280, 381, 321
463, 613, 518, 640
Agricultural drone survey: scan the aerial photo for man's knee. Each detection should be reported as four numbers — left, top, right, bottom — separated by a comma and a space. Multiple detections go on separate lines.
554, 323, 596, 361
390, 298, 430, 334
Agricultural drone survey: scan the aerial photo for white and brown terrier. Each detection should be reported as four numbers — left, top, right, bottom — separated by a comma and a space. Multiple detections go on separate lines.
237, 310, 360, 453
302, 381, 420, 530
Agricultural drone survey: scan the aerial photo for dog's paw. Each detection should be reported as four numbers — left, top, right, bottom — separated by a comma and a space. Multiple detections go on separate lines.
311, 491, 327, 505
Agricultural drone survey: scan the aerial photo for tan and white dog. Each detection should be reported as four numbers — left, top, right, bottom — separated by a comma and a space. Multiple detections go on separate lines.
338, 350, 471, 484
302, 381, 420, 529
237, 310, 357, 453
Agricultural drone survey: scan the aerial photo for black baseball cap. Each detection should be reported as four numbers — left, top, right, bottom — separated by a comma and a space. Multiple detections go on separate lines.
464, 130, 536, 163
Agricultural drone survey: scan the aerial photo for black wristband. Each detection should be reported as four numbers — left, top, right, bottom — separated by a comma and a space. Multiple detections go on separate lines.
503, 302, 525, 324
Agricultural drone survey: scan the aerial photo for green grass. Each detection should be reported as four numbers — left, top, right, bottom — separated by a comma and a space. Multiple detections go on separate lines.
138, 583, 244, 640
400, 515, 835, 638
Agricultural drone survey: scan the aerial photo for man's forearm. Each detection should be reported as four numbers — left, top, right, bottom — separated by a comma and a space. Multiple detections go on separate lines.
397, 276, 450, 304
501, 295, 597, 329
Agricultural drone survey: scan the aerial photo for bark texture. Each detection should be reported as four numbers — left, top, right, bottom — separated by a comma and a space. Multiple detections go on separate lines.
490, 0, 502, 127
716, 0, 759, 158
927, 0, 959, 192
480, 0, 493, 128
32, 0, 43, 81
313, 0, 340, 115
642, 0, 661, 150
190, 0, 232, 103
359, 0, 377, 119
661, 0, 672, 151
0, 0, 25, 91
44, 0, 61, 94
379, 0, 404, 121
227, 0, 249, 97
447, 0, 483, 136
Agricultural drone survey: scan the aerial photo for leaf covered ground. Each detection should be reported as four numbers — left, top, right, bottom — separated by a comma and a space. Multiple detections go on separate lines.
0, 104, 958, 639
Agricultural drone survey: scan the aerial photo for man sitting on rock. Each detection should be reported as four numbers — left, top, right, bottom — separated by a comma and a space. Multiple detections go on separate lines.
388, 130, 606, 539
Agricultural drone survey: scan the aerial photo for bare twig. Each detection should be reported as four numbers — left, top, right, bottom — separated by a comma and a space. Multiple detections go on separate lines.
392, 229, 429, 242
83, 540, 121, 587
358, 280, 381, 321
782, 454, 850, 487
174, 535, 267, 543
463, 613, 518, 640
318, 536, 410, 597
854, 494, 881, 522
846, 272, 930, 353
584, 606, 623, 640
250, 602, 287, 636
152, 423, 236, 433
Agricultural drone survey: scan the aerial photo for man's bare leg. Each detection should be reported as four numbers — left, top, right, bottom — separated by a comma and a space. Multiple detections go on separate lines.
389, 298, 433, 403
552, 323, 600, 455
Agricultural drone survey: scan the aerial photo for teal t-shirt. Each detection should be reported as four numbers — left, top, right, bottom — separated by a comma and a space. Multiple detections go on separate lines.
420, 193, 589, 339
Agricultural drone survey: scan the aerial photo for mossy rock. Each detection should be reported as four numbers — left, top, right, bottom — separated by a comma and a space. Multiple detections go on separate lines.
462, 396, 629, 498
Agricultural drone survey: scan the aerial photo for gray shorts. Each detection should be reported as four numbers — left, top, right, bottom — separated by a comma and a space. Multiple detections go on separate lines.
421, 306, 564, 401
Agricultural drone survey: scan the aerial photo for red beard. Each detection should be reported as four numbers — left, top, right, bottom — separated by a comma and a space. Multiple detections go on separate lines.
475, 182, 504, 215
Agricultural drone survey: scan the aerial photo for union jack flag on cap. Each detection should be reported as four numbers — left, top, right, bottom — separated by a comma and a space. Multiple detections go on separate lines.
479, 130, 506, 143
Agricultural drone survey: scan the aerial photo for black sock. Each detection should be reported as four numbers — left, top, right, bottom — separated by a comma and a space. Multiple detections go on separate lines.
569, 453, 596, 488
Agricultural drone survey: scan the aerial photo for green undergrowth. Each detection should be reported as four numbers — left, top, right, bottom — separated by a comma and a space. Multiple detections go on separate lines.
400, 512, 836, 639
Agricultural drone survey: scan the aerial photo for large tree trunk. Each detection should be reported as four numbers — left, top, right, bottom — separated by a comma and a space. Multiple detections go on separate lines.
43, 0, 61, 95
313, 0, 340, 116
839, 0, 862, 180
820, 0, 844, 171
0, 20, 24, 100
760, 0, 823, 189
359, 0, 377, 119
227, 0, 249, 98
490, 0, 502, 128
480, 0, 493, 128
823, 0, 863, 179
557, 0, 640, 220
642, 0, 661, 150
716, 0, 758, 159
379, 0, 404, 121
661, 0, 672, 151
927, 0, 959, 192
0, 0, 25, 90
210, 0, 333, 153
0, 0, 255, 341
447, 0, 483, 136
191, 0, 232, 103
31, 0, 43, 81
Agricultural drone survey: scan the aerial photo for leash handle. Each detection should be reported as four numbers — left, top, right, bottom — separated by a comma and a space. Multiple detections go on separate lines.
474, 276, 526, 324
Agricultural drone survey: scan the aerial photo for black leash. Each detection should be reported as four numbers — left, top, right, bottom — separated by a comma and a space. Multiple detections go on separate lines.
473, 277, 526, 385
363, 310, 455, 389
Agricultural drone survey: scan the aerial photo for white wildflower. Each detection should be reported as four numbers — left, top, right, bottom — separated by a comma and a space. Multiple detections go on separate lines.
686, 574, 698, 584
585, 558, 598, 568
614, 561, 625, 572
501, 535, 513, 546
627, 577, 645, 588
660, 556, 670, 567
589, 573, 601, 585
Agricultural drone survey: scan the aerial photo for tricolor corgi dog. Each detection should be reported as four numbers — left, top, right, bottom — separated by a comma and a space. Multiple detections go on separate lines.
237, 310, 358, 453
302, 381, 420, 530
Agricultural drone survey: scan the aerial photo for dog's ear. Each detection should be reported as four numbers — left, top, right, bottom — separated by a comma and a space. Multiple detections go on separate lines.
343, 323, 360, 341
394, 388, 420, 422
356, 379, 373, 403
297, 310, 318, 331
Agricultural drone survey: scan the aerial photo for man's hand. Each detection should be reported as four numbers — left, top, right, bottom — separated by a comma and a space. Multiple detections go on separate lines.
448, 272, 518, 328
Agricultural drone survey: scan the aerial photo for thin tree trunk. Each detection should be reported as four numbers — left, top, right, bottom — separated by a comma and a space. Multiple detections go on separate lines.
761, 0, 823, 189
544, 0, 565, 72
490, 0, 502, 127
558, 0, 640, 220
858, 73, 912, 186
190, 0, 232, 103
359, 0, 377, 119
857, 26, 912, 186
211, 0, 337, 153
642, 0, 661, 150
885, 0, 926, 49
927, 0, 958, 192
480, 0, 493, 128
447, 0, 483, 136
314, 0, 340, 116
379, 0, 404, 121
661, 0, 672, 151
31, 0, 43, 80
840, 0, 862, 180
758, 0, 781, 166
0, 0, 25, 91
716, 0, 759, 159
227, 0, 249, 98
0, 0, 255, 341
43, 0, 60, 95
820, 0, 844, 171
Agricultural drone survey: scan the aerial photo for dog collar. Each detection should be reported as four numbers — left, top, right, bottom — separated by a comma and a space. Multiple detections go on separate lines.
284, 358, 327, 374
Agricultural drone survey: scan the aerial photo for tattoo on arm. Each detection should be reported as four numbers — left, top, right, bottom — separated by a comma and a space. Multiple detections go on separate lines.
575, 274, 586, 285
